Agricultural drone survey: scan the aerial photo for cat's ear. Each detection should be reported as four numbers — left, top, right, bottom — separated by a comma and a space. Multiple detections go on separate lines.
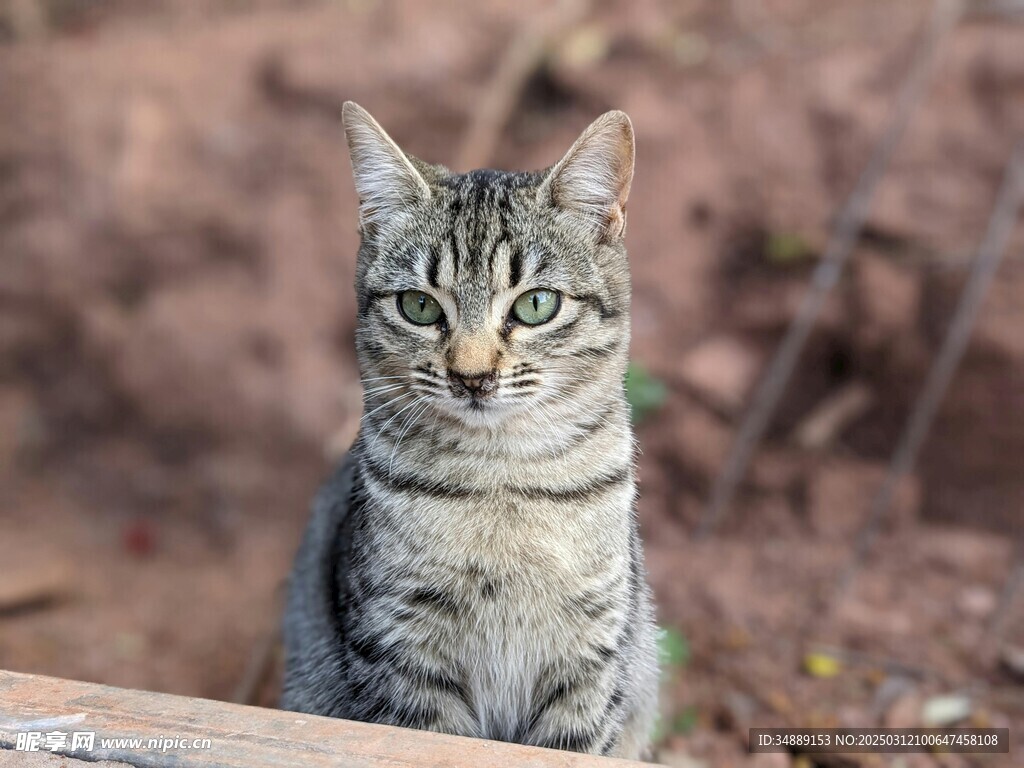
342, 101, 430, 229
539, 110, 634, 242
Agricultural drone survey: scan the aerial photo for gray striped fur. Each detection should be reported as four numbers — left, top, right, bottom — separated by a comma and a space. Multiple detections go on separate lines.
281, 103, 659, 760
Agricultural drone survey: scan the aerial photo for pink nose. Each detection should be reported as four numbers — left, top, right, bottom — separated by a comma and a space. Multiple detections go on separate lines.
449, 370, 497, 397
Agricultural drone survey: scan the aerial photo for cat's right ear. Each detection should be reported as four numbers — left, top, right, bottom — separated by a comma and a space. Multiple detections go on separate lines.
342, 102, 430, 230
539, 110, 634, 243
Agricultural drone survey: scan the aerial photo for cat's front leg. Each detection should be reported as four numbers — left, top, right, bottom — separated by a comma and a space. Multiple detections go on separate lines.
516, 661, 626, 756
341, 617, 481, 737
349, 659, 481, 738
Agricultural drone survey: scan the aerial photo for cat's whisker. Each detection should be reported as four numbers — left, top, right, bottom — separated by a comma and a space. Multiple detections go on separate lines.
369, 393, 426, 453
546, 382, 616, 425
407, 383, 439, 398
361, 390, 416, 423
388, 399, 432, 479
362, 383, 408, 398
523, 404, 575, 461
535, 372, 618, 437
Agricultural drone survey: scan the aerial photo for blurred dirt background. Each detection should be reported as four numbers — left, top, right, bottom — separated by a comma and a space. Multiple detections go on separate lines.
1, 1, 1023, 766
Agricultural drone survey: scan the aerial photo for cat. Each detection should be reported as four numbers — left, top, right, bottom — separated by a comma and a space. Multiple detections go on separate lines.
281, 101, 659, 760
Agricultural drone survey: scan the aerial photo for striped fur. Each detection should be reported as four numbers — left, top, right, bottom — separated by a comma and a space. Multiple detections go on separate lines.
281, 103, 659, 759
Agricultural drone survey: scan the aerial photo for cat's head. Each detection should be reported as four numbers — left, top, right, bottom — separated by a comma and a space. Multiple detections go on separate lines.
344, 102, 633, 431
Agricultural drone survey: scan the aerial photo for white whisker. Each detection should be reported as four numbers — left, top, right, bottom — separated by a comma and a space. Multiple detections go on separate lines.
362, 382, 408, 399
361, 390, 416, 423
388, 399, 432, 479
369, 394, 426, 453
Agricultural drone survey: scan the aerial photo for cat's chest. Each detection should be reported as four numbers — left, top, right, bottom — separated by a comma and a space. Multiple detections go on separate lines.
357, 458, 631, 734
383, 477, 630, 578
362, 514, 624, 736
446, 566, 603, 738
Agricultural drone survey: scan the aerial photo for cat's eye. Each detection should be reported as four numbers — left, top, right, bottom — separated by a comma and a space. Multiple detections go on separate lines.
512, 289, 560, 326
398, 290, 444, 326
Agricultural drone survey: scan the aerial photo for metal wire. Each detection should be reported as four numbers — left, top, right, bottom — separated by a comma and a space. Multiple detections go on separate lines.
837, 141, 1024, 594
698, 0, 965, 538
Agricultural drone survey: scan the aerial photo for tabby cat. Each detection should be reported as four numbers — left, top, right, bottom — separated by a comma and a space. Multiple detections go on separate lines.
281, 102, 659, 760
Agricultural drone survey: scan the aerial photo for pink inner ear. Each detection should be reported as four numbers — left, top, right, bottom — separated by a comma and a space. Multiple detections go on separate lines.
605, 206, 627, 243
546, 111, 634, 241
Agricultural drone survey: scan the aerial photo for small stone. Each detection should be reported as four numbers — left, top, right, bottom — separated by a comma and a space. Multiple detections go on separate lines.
998, 645, 1024, 682
0, 562, 72, 616
793, 381, 874, 450
921, 694, 972, 727
751, 752, 792, 768
0, 387, 42, 467
873, 676, 915, 715
114, 631, 148, 660
956, 586, 997, 619
852, 251, 921, 348
657, 749, 709, 768
885, 692, 923, 728
751, 449, 805, 492
555, 24, 611, 70
720, 689, 758, 730
837, 705, 872, 728
673, 405, 733, 482
676, 334, 764, 415
806, 458, 919, 539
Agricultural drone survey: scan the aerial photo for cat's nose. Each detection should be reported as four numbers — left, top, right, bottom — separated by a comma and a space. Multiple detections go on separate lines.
448, 369, 497, 398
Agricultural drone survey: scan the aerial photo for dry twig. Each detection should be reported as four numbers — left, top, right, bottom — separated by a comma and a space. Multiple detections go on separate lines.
809, 644, 947, 684
967, 0, 1024, 18
836, 141, 1024, 596
698, 0, 965, 538
0, 564, 71, 618
792, 380, 874, 450
986, 534, 1024, 652
232, 581, 287, 706
454, 0, 590, 171
3, 0, 47, 41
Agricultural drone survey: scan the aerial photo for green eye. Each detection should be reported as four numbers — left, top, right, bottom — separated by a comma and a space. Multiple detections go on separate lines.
512, 289, 560, 326
398, 291, 444, 325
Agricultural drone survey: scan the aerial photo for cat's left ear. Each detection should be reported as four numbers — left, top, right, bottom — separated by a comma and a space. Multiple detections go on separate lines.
539, 110, 634, 242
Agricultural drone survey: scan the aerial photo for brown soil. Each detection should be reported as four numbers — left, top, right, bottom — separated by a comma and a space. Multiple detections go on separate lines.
1, 2, 1022, 766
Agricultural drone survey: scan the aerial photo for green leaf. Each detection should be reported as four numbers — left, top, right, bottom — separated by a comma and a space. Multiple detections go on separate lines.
672, 705, 699, 734
765, 231, 812, 266
803, 652, 842, 678
626, 362, 667, 425
659, 626, 691, 670
650, 713, 666, 744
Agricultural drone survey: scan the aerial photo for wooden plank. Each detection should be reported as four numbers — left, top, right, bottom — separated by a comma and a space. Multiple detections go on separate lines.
0, 750, 125, 767
0, 670, 653, 767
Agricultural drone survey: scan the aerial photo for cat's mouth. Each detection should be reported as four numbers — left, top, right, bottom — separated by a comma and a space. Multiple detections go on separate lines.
451, 387, 497, 412
451, 393, 501, 420
396, 365, 547, 427
437, 388, 526, 428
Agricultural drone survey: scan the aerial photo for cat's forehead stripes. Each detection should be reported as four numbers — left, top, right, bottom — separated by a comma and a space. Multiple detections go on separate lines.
425, 170, 542, 317
359, 148, 627, 334
426, 247, 441, 288
490, 240, 514, 289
